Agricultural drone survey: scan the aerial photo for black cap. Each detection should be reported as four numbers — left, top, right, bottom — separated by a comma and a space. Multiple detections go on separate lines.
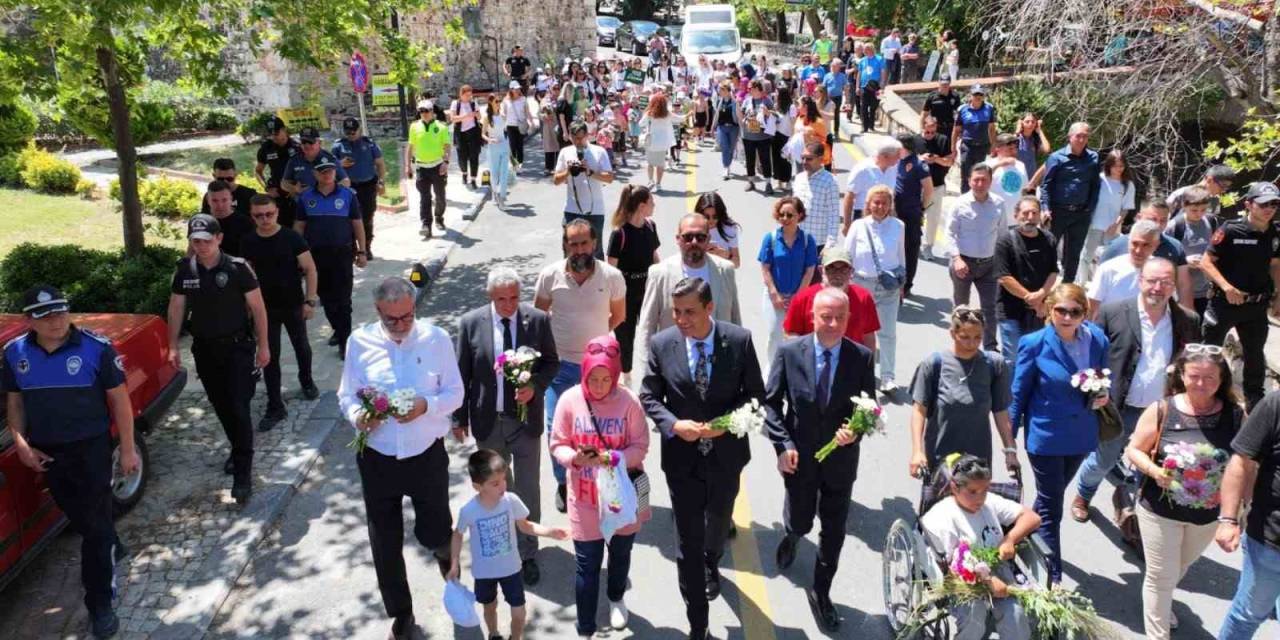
312, 157, 337, 171
342, 116, 360, 131
21, 284, 69, 318
267, 116, 288, 133
1244, 181, 1280, 203
187, 214, 222, 240
298, 126, 320, 142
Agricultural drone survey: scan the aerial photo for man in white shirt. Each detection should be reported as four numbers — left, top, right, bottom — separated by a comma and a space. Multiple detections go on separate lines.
841, 140, 901, 235
554, 121, 615, 259
338, 277, 465, 639
946, 163, 1005, 350
880, 28, 903, 84
1086, 220, 1162, 317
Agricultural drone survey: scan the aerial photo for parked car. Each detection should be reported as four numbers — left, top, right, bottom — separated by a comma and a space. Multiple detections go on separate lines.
0, 313, 186, 591
615, 20, 664, 57
597, 15, 622, 47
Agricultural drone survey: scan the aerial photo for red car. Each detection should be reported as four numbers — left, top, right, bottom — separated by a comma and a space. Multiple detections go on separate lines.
0, 313, 186, 590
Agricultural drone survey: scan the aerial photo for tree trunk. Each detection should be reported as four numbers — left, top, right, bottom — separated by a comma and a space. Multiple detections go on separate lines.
1266, 0, 1280, 103
803, 8, 823, 36
748, 5, 775, 41
96, 42, 143, 257
775, 12, 788, 44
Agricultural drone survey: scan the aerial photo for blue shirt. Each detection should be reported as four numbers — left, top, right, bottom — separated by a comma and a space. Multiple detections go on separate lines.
956, 102, 996, 144
282, 150, 350, 190
857, 55, 886, 88
812, 334, 842, 392
894, 154, 931, 215
295, 185, 362, 248
822, 70, 848, 98
1098, 233, 1188, 266
1040, 146, 1102, 213
1, 327, 126, 445
799, 65, 823, 83
330, 136, 383, 183
1016, 133, 1039, 178
757, 228, 820, 296
684, 321, 718, 380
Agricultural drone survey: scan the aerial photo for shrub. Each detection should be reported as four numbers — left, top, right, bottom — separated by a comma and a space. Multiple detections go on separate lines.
237, 112, 277, 141
75, 178, 97, 199
58, 86, 174, 148
18, 147, 82, 193
26, 97, 83, 145
0, 151, 20, 186
0, 243, 181, 316
0, 100, 37, 150
111, 175, 201, 219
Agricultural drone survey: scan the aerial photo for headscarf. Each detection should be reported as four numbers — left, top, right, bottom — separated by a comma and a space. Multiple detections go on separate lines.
580, 334, 621, 401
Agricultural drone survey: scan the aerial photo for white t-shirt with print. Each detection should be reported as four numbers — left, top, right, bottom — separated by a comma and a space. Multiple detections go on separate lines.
455, 493, 529, 580
920, 493, 1022, 554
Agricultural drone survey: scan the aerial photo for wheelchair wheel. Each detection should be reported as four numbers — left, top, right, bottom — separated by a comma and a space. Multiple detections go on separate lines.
883, 519, 954, 639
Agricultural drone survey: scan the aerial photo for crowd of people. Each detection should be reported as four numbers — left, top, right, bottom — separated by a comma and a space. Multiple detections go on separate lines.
4, 25, 1280, 640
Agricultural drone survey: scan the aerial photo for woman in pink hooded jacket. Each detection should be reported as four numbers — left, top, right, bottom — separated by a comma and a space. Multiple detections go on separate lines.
550, 334, 650, 637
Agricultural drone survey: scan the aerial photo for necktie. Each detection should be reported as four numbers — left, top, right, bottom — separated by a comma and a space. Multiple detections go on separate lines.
501, 317, 516, 416
817, 349, 832, 409
694, 341, 710, 398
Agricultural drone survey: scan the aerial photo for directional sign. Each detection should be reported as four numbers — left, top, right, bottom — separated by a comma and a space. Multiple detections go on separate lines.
349, 51, 370, 94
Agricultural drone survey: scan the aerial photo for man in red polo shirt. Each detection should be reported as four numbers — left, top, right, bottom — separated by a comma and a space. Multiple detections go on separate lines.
783, 247, 879, 350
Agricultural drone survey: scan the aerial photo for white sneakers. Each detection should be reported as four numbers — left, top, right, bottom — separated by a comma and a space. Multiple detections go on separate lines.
723, 167, 731, 180
609, 598, 629, 629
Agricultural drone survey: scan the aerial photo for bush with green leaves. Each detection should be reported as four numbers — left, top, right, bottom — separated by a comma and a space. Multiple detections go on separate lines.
75, 178, 97, 199
0, 151, 21, 186
0, 243, 181, 316
25, 97, 83, 144
0, 100, 37, 151
237, 112, 277, 141
18, 146, 81, 193
57, 85, 174, 149
111, 175, 202, 219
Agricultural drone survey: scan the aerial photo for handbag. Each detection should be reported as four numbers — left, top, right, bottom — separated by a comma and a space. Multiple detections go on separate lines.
584, 398, 650, 511
1115, 401, 1165, 552
863, 222, 905, 290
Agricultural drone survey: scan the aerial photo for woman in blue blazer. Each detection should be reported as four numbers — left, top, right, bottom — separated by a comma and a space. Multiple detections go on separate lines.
1009, 283, 1111, 583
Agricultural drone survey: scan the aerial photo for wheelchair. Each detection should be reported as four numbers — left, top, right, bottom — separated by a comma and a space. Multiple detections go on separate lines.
882, 464, 1056, 639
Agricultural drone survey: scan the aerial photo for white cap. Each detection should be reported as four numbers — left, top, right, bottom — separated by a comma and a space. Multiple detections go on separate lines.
416, 99, 434, 111
509, 80, 521, 89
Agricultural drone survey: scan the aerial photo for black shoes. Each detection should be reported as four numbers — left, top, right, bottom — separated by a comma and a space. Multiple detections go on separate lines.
91, 609, 119, 639
555, 484, 567, 513
328, 335, 340, 346
231, 475, 252, 506
522, 558, 541, 586
435, 219, 446, 231
806, 588, 840, 631
687, 630, 711, 640
776, 534, 797, 571
764, 183, 775, 196
391, 612, 415, 640
704, 562, 721, 601
420, 223, 433, 238
258, 406, 287, 432
301, 382, 321, 400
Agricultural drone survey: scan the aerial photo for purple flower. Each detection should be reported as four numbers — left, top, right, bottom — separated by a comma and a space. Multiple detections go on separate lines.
373, 396, 390, 413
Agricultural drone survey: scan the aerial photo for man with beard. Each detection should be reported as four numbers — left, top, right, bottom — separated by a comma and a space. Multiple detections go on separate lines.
634, 213, 741, 377
994, 197, 1059, 363
534, 219, 626, 513
640, 277, 765, 640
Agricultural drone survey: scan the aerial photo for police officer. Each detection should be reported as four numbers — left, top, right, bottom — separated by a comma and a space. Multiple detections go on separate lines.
255, 117, 301, 226
331, 117, 386, 259
2, 285, 138, 639
167, 214, 270, 504
202, 158, 258, 218
282, 125, 350, 198
293, 158, 368, 360
403, 99, 452, 238
1200, 181, 1280, 411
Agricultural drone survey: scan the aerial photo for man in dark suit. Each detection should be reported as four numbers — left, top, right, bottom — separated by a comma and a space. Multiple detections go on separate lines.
1072, 257, 1201, 527
453, 266, 559, 583
765, 287, 876, 631
640, 277, 765, 640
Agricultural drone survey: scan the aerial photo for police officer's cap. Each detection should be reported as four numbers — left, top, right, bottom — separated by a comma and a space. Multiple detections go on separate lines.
267, 116, 288, 134
21, 284, 69, 318
313, 157, 337, 172
298, 126, 321, 143
187, 213, 222, 240
1244, 182, 1280, 204
342, 116, 360, 132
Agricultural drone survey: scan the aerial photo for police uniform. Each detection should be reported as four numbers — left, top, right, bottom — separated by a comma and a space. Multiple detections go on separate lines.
0, 288, 125, 628
408, 101, 452, 236
1204, 185, 1280, 409
283, 149, 349, 194
295, 183, 362, 355
332, 121, 383, 255
256, 133, 302, 226
171, 225, 261, 493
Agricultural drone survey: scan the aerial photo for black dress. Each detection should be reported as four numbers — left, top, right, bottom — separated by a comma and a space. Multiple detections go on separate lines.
606, 219, 661, 372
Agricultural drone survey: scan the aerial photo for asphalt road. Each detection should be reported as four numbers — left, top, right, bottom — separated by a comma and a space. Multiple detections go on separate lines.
208, 56, 1274, 640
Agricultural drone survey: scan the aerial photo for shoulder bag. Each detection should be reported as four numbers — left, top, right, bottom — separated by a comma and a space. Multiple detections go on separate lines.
1114, 400, 1164, 551
863, 222, 905, 290
584, 398, 650, 512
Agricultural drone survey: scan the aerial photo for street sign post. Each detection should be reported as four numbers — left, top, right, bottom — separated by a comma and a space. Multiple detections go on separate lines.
349, 52, 370, 133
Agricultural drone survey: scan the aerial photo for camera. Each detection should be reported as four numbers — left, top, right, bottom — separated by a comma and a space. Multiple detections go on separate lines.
568, 148, 586, 176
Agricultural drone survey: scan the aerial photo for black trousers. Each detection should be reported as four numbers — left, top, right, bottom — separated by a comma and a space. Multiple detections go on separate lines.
506, 125, 526, 165
616, 273, 648, 373
830, 96, 844, 141
771, 132, 792, 183
263, 305, 314, 409
352, 179, 378, 251
743, 137, 773, 179
858, 89, 880, 132
1049, 204, 1092, 283
455, 127, 483, 180
901, 211, 923, 292
783, 452, 857, 595
668, 464, 741, 632
357, 439, 453, 618
39, 433, 119, 616
192, 337, 256, 477
544, 151, 557, 172
1204, 297, 1270, 409
957, 141, 989, 194
272, 193, 296, 228
311, 245, 354, 346
414, 166, 447, 225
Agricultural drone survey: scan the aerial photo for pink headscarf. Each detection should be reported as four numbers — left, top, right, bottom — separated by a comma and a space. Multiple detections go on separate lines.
580, 334, 622, 401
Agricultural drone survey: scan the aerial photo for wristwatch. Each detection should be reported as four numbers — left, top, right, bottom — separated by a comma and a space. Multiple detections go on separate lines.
304, 299, 318, 308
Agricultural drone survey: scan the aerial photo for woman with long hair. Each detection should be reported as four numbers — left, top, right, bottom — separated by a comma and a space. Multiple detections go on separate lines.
605, 185, 660, 382
772, 86, 796, 190
482, 93, 513, 210
796, 96, 831, 171
1078, 149, 1136, 284
501, 82, 532, 168
695, 192, 741, 268
639, 93, 676, 191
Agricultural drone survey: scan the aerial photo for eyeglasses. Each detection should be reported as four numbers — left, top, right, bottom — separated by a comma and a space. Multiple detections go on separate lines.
380, 310, 415, 325
776, 212, 796, 220
251, 212, 276, 220
213, 174, 237, 182
1052, 306, 1085, 319
679, 233, 709, 244
1141, 277, 1175, 288
585, 343, 620, 357
1184, 343, 1224, 356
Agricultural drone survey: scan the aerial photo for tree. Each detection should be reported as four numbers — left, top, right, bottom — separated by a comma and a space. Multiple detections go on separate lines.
2, 1, 460, 256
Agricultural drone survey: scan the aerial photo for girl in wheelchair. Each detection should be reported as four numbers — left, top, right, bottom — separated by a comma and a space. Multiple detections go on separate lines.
919, 454, 1042, 640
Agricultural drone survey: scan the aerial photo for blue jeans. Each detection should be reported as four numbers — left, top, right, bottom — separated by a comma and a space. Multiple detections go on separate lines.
716, 124, 739, 170
1029, 452, 1087, 582
544, 361, 581, 486
1220, 535, 1280, 639
998, 317, 1040, 365
1074, 404, 1146, 502
574, 533, 635, 635
489, 137, 512, 202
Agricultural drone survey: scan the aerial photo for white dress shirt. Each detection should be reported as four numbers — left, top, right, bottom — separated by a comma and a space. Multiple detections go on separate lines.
1126, 303, 1173, 408
844, 216, 906, 279
946, 191, 1005, 259
684, 321, 718, 379
491, 304, 519, 414
339, 319, 465, 459
1087, 257, 1141, 306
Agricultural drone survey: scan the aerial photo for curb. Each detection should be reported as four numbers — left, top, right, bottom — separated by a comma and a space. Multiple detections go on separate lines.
414, 186, 490, 310
151, 394, 341, 638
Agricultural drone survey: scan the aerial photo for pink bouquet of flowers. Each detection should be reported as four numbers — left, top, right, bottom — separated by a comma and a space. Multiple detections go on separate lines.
494, 346, 541, 423
1159, 441, 1230, 509
950, 540, 992, 584
349, 385, 416, 456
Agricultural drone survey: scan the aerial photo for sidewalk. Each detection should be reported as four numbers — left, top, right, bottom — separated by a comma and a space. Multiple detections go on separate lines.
63, 133, 247, 188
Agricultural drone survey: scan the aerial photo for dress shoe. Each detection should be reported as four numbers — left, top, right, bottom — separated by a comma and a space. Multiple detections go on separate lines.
328, 334, 339, 346
764, 182, 775, 196
390, 612, 414, 640
687, 630, 710, 640
91, 609, 120, 639
258, 406, 287, 432
435, 219, 447, 231
1070, 496, 1091, 523
806, 588, 840, 631
301, 382, 321, 400
231, 476, 252, 506
704, 562, 721, 601
522, 558, 541, 586
223, 455, 234, 475
555, 483, 567, 513
726, 522, 738, 539
420, 223, 433, 239
776, 534, 797, 570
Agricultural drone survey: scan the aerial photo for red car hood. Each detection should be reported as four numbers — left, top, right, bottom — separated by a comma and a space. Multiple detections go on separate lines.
0, 313, 154, 345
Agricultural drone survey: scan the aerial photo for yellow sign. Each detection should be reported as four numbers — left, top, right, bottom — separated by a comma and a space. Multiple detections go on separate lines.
275, 106, 329, 130
372, 74, 400, 107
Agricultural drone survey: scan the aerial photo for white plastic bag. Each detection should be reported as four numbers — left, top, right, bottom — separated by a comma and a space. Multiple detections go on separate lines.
596, 464, 638, 542
443, 580, 481, 628
782, 131, 807, 162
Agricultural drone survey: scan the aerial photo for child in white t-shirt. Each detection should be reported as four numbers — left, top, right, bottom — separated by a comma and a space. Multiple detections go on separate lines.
448, 449, 568, 640
985, 133, 1029, 229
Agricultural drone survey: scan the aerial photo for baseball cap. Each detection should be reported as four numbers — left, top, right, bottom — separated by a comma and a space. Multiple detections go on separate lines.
21, 284, 69, 318
187, 214, 222, 240
342, 116, 360, 131
313, 157, 337, 171
969, 84, 986, 95
509, 80, 521, 90
822, 246, 852, 267
298, 126, 320, 142
416, 99, 434, 112
1244, 181, 1280, 203
266, 116, 288, 133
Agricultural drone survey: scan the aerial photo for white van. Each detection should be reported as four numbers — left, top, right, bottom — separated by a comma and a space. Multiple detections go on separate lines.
684, 4, 735, 26
681, 23, 748, 66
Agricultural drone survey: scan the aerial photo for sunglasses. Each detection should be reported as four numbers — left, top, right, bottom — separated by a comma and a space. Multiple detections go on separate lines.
1052, 306, 1085, 319
777, 212, 796, 220
1184, 343, 1224, 356
213, 174, 237, 181
586, 343, 621, 357
251, 212, 276, 220
679, 232, 709, 243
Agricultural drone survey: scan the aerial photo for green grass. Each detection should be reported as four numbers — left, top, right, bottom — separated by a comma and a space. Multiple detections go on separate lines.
141, 141, 408, 205
0, 188, 185, 258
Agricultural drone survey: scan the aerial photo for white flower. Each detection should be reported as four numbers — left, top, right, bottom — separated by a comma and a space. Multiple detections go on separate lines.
518, 371, 532, 384
389, 388, 418, 416
720, 399, 765, 438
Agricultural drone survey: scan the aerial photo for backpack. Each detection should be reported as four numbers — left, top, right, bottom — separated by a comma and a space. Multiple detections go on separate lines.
452, 99, 478, 142
923, 351, 992, 419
